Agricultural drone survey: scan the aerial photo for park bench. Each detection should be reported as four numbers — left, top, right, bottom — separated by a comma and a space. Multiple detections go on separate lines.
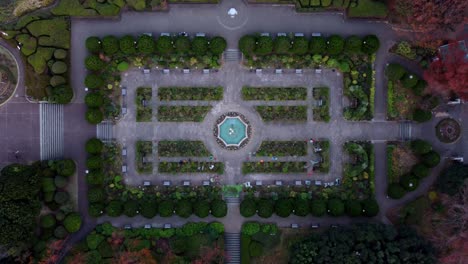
143, 181, 151, 186
256, 180, 263, 186
163, 181, 171, 186
275, 69, 282, 74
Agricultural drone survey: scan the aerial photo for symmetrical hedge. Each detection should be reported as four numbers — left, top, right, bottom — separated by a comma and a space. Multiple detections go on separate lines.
158, 86, 223, 101
241, 86, 307, 100
256, 106, 307, 122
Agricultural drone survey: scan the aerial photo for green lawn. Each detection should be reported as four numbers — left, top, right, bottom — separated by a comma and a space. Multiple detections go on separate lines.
347, 0, 388, 18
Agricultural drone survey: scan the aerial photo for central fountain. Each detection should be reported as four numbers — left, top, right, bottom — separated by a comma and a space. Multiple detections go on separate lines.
214, 112, 251, 150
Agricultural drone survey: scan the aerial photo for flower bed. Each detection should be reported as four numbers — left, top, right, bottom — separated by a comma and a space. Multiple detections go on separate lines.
256, 141, 307, 156
342, 142, 374, 199
241, 86, 307, 100
435, 118, 461, 143
256, 106, 307, 122
159, 161, 224, 174
242, 162, 307, 174
312, 87, 330, 122
136, 87, 152, 122
316, 140, 330, 173
158, 86, 223, 101
136, 141, 153, 174
158, 140, 211, 157
157, 106, 211, 122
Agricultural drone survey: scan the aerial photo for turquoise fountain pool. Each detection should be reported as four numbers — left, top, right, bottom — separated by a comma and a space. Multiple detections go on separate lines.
217, 116, 248, 146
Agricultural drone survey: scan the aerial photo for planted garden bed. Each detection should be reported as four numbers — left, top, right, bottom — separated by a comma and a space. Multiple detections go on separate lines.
242, 162, 307, 174
256, 141, 307, 156
158, 141, 211, 157
157, 106, 211, 122
316, 140, 330, 173
159, 161, 224, 174
312, 87, 330, 122
136, 140, 153, 174
342, 142, 375, 199
256, 106, 307, 122
136, 87, 152, 122
241, 86, 307, 100
158, 86, 223, 101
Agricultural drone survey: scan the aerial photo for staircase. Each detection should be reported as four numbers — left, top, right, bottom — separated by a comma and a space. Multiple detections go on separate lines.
97, 121, 114, 143
225, 196, 241, 204
40, 103, 64, 160
224, 49, 241, 62
225, 233, 241, 264
399, 121, 412, 141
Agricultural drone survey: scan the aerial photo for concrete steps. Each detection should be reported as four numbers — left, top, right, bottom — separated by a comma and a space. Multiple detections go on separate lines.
40, 103, 64, 160
97, 121, 114, 143
225, 232, 241, 264
399, 121, 412, 141
224, 49, 241, 62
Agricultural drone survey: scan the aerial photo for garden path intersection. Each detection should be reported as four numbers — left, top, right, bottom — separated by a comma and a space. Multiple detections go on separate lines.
0, 0, 464, 260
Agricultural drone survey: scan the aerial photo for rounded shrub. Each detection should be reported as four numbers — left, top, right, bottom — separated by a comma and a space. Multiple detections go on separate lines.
51, 61, 67, 74
240, 198, 257, 217
326, 35, 344, 55
55, 159, 76, 177
63, 213, 82, 233
255, 36, 273, 56
194, 199, 211, 218
345, 35, 362, 53
55, 210, 66, 221
273, 36, 291, 54
54, 191, 69, 204
239, 35, 256, 55
362, 35, 380, 54
117, 61, 129, 72
387, 183, 406, 199
310, 199, 327, 216
309, 36, 326, 54
86, 138, 104, 154
89, 203, 104, 217
54, 49, 67, 59
102, 35, 119, 55
87, 187, 105, 203
158, 200, 174, 217
85, 93, 104, 108
51, 85, 73, 104
54, 176, 68, 188
85, 74, 104, 89
345, 200, 362, 217
174, 36, 191, 53
402, 73, 419, 88
362, 199, 379, 217
249, 241, 263, 257
119, 35, 136, 55
140, 199, 158, 219
192, 36, 208, 56
106, 200, 123, 217
257, 199, 274, 218
209, 36, 227, 55
86, 36, 101, 53
40, 214, 56, 229
155, 36, 173, 55
137, 35, 156, 54
50, 75, 66, 87
293, 198, 309, 216
123, 200, 139, 217
400, 176, 419, 191
86, 170, 104, 186
411, 163, 430, 178
327, 199, 345, 216
211, 199, 227, 218
85, 55, 104, 71
86, 109, 104, 124
412, 109, 432, 123
86, 156, 103, 169
54, 225, 68, 239
410, 140, 432, 154
423, 151, 441, 168
175, 199, 193, 218
291, 37, 309, 55
386, 63, 406, 81
242, 222, 260, 235
275, 198, 293, 217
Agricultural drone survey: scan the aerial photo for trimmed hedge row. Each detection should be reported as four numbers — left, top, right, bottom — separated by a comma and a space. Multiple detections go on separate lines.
157, 106, 211, 122
241, 86, 307, 101
158, 86, 223, 101
256, 105, 307, 122
256, 141, 307, 157
242, 161, 307, 174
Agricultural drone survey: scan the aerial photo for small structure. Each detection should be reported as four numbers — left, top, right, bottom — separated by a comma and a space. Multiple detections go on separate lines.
294, 33, 304, 37
163, 180, 171, 186
163, 69, 170, 74
295, 180, 302, 186
164, 224, 172, 229
255, 180, 263, 186
183, 180, 191, 186
275, 180, 283, 186
121, 165, 127, 173
295, 69, 303, 74
314, 180, 322, 186
291, 224, 299, 229
275, 69, 282, 74
228, 8, 238, 18
255, 68, 262, 74
183, 69, 190, 74
143, 181, 151, 186
277, 33, 287, 37
122, 147, 127, 156
143, 68, 150, 74
121, 87, 127, 96
144, 224, 151, 229
315, 68, 322, 74
203, 69, 210, 74
202, 180, 210, 186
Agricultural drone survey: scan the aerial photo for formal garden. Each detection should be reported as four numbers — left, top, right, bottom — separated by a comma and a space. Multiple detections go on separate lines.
0, 44, 18, 105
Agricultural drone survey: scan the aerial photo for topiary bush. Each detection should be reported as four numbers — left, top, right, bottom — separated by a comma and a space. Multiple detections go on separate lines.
412, 109, 432, 123
255, 36, 273, 56
256, 199, 274, 218
86, 156, 103, 169
310, 199, 327, 216
86, 36, 101, 53
119, 35, 136, 55
242, 222, 260, 235
86, 109, 104, 124
362, 199, 379, 217
86, 138, 104, 154
401, 73, 419, 88
345, 200, 362, 217
211, 199, 227, 217
85, 55, 104, 71
275, 198, 293, 217
240, 198, 257, 217
54, 176, 68, 188
51, 85, 73, 104
174, 36, 191, 53
175, 199, 193, 218
309, 36, 326, 54
192, 36, 208, 56
85, 93, 104, 108
293, 198, 309, 216
386, 63, 406, 81
54, 225, 68, 239
140, 199, 158, 219
345, 35, 362, 53
209, 36, 227, 55
273, 36, 291, 54
155, 36, 172, 55
102, 35, 119, 55
239, 35, 256, 55
193, 200, 211, 218
411, 163, 430, 178
327, 199, 345, 216
291, 37, 309, 55
85, 74, 104, 89
40, 214, 56, 229
54, 49, 67, 60
63, 213, 82, 233
362, 35, 380, 54
50, 75, 66, 87
326, 35, 344, 55
423, 151, 440, 168
87, 187, 105, 203
106, 200, 123, 217
388, 183, 406, 199
410, 140, 432, 154
54, 159, 76, 177
123, 200, 139, 217
158, 200, 174, 217
54, 191, 69, 204
137, 35, 156, 54
51, 61, 67, 74
400, 176, 419, 191
89, 202, 104, 217
249, 241, 263, 257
